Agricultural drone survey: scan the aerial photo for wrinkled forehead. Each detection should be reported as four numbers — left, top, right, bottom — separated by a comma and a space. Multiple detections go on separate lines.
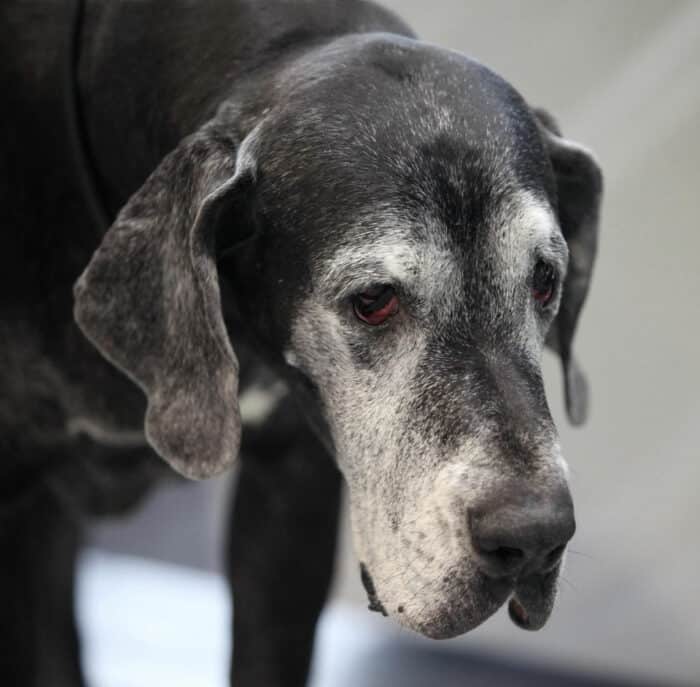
259, 34, 557, 202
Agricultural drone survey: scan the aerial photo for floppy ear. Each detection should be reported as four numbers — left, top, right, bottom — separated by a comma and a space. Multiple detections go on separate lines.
535, 109, 603, 426
74, 122, 257, 479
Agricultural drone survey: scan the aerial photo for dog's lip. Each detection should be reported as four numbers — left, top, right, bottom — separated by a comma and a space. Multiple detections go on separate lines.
507, 568, 560, 631
414, 573, 513, 639
508, 596, 531, 629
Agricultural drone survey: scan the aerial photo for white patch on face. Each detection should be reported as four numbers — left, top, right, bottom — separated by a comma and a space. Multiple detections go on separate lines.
517, 193, 558, 244
350, 435, 490, 589
497, 190, 561, 276
289, 293, 428, 477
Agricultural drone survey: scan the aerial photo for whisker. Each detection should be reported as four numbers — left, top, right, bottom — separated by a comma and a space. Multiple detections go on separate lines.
559, 575, 578, 593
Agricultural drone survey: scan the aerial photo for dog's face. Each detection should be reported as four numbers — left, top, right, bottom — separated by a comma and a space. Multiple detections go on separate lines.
75, 35, 601, 638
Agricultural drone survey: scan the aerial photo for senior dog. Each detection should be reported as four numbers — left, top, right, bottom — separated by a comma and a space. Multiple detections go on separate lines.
1, 0, 602, 685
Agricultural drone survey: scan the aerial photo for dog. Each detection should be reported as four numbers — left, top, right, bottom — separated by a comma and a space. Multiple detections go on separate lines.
1, 0, 602, 685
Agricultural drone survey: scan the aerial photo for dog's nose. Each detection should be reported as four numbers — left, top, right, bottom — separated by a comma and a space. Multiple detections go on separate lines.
469, 482, 575, 579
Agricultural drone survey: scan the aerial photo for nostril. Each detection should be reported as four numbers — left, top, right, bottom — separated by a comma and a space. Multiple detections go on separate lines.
472, 535, 527, 578
485, 545, 525, 571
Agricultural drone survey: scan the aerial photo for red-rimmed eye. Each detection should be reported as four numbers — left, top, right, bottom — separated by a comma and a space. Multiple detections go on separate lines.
532, 261, 556, 306
352, 285, 399, 325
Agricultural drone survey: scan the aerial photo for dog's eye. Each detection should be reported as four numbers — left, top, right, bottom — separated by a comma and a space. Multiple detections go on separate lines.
352, 285, 399, 325
532, 261, 556, 306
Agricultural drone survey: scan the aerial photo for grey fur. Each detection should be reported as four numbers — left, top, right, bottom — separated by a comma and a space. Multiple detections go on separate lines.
74, 122, 254, 479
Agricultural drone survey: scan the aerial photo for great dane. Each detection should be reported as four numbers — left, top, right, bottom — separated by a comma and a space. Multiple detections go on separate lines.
0, 0, 602, 685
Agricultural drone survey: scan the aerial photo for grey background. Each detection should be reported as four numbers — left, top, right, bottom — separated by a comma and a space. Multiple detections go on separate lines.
91, 1, 700, 684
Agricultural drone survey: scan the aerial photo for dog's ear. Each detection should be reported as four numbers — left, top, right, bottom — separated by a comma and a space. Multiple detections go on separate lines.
535, 109, 603, 426
74, 122, 258, 479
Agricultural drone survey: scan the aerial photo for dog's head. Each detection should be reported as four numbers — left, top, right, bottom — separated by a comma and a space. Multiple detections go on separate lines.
75, 35, 601, 637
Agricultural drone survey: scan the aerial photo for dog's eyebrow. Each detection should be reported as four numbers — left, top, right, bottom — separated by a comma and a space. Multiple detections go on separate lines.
319, 242, 422, 301
320, 261, 412, 301
543, 230, 569, 271
512, 193, 569, 270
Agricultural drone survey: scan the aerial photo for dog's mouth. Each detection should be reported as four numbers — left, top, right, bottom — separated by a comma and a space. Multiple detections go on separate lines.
360, 562, 561, 637
507, 567, 561, 631
360, 562, 388, 616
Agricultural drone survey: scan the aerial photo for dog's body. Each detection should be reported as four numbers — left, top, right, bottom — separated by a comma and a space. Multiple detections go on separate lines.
1, 1, 602, 685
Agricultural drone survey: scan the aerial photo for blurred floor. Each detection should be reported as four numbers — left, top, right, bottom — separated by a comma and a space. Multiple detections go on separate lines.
78, 551, 688, 687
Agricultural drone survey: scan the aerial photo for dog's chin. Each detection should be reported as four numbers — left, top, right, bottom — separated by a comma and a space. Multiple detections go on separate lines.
390, 573, 513, 640
381, 566, 561, 639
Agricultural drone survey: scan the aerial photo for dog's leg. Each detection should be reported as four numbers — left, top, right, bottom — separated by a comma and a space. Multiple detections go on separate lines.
226, 395, 341, 687
0, 481, 85, 687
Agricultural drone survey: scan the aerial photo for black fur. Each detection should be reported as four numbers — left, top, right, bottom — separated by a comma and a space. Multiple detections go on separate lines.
1, 1, 601, 685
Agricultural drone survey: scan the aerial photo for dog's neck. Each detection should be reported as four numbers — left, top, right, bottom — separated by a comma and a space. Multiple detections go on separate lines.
77, 0, 415, 217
